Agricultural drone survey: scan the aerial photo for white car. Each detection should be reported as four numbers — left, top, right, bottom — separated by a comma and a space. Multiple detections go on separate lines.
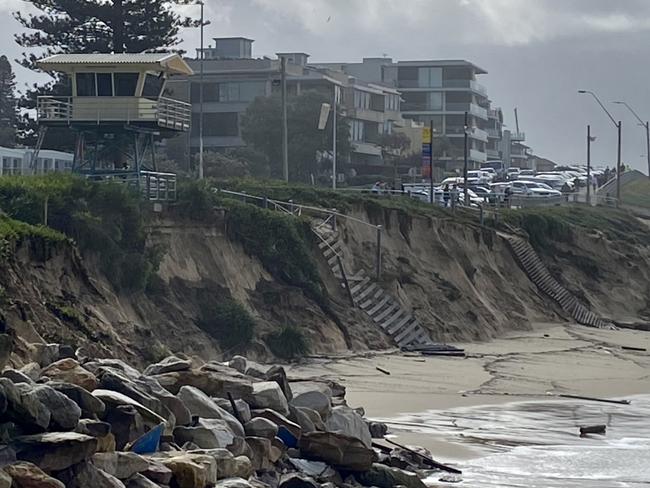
506, 167, 521, 180
511, 180, 562, 197
519, 169, 536, 177
534, 174, 574, 191
467, 170, 493, 184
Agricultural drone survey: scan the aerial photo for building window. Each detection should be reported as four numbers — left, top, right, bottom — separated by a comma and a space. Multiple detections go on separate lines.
143, 73, 165, 98
96, 73, 113, 97
192, 81, 266, 103
417, 67, 442, 88
385, 94, 399, 111
76, 73, 96, 97
193, 112, 239, 137
350, 120, 365, 141
114, 73, 139, 96
353, 90, 370, 110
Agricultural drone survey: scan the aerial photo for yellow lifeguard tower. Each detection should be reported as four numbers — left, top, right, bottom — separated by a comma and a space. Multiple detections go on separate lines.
35, 53, 194, 198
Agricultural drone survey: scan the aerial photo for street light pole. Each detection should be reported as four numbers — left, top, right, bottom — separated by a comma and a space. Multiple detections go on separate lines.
578, 90, 622, 205
613, 101, 650, 179
463, 111, 469, 206
198, 0, 205, 180
281, 57, 288, 182
586, 124, 591, 205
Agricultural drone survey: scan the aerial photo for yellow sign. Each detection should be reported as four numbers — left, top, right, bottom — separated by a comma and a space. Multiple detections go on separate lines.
422, 127, 431, 144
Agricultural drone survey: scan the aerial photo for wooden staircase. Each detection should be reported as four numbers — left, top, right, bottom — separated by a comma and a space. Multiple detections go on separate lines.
505, 235, 612, 329
314, 222, 431, 347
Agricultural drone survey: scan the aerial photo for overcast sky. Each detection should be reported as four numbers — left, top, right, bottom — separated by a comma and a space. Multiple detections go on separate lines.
3, 0, 650, 171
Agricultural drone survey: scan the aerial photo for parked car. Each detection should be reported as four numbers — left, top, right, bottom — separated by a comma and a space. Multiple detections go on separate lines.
519, 169, 536, 177
506, 167, 521, 180
511, 180, 562, 197
467, 170, 493, 184
534, 174, 575, 191
479, 167, 497, 180
469, 185, 499, 203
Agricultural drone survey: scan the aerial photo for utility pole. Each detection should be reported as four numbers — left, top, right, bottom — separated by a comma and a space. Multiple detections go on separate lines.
613, 101, 650, 180
617, 120, 622, 203
578, 90, 622, 206
586, 124, 591, 205
198, 0, 204, 180
281, 57, 288, 182
429, 120, 434, 204
332, 85, 338, 189
463, 111, 469, 206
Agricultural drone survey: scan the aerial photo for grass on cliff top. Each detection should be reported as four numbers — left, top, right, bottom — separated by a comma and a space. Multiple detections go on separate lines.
0, 174, 159, 291
621, 177, 650, 209
216, 178, 452, 219
501, 205, 650, 248
0, 214, 66, 243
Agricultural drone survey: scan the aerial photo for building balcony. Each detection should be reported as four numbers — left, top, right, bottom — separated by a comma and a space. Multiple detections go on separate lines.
486, 148, 500, 159
442, 79, 487, 95
347, 107, 385, 123
446, 126, 488, 142
37, 96, 192, 131
510, 132, 526, 142
487, 128, 501, 138
470, 149, 487, 163
352, 141, 382, 156
445, 103, 488, 119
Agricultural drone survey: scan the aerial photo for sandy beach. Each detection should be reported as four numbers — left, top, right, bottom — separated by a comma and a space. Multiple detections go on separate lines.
291, 321, 650, 461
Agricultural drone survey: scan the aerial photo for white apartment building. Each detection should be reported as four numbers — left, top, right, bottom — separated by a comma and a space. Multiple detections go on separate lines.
0, 147, 73, 176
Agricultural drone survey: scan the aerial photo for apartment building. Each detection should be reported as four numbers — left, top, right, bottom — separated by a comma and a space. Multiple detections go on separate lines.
318, 58, 491, 173
486, 106, 503, 161
0, 147, 73, 176
500, 130, 533, 169
174, 37, 405, 180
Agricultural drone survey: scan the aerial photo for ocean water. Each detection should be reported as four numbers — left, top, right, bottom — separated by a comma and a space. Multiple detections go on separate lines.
382, 395, 650, 487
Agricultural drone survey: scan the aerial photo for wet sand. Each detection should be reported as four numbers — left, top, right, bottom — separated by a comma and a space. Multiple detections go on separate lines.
291, 322, 650, 460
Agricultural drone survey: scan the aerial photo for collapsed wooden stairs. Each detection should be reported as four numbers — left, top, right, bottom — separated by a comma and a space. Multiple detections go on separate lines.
505, 234, 612, 329
313, 222, 431, 347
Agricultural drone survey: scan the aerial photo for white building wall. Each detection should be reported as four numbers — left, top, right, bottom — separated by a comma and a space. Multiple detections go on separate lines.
0, 147, 73, 176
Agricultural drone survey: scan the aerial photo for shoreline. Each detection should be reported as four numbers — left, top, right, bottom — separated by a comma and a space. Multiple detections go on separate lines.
291, 322, 650, 462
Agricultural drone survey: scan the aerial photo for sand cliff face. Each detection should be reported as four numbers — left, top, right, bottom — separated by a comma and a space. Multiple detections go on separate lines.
1, 205, 648, 366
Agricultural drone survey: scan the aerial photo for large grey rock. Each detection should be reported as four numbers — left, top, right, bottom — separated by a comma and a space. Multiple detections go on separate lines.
244, 360, 269, 379
84, 359, 142, 380
265, 365, 292, 402
298, 431, 375, 471
216, 477, 254, 488
0, 470, 9, 488
49, 381, 106, 418
325, 406, 371, 448
227, 356, 247, 374
141, 460, 172, 485
11, 432, 98, 471
143, 356, 192, 376
30, 343, 60, 368
291, 406, 325, 434
41, 359, 98, 391
67, 461, 125, 488
189, 448, 253, 479
0, 379, 50, 430
125, 473, 160, 488
152, 363, 253, 399
0, 336, 11, 372
91, 452, 149, 479
28, 384, 81, 431
245, 436, 273, 470
98, 370, 166, 420
18, 363, 41, 382
92, 390, 166, 425
176, 386, 243, 435
244, 418, 278, 439
215, 398, 252, 424
75, 419, 111, 438
159, 453, 217, 488
279, 473, 319, 488
173, 418, 239, 450
102, 405, 145, 451
288, 458, 338, 481
289, 383, 331, 418
1, 369, 33, 385
133, 375, 191, 427
251, 409, 301, 442
3, 461, 63, 488
248, 382, 289, 416
356, 463, 427, 488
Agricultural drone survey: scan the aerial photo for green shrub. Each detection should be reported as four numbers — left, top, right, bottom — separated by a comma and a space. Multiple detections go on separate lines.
265, 326, 310, 360
0, 175, 160, 292
176, 179, 215, 220
197, 299, 256, 353
225, 201, 327, 305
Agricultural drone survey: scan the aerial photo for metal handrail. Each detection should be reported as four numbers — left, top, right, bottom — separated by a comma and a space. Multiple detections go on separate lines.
216, 189, 382, 230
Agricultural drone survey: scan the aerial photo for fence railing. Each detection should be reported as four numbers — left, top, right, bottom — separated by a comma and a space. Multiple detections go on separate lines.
216, 188, 384, 279
79, 169, 177, 202
36, 96, 191, 131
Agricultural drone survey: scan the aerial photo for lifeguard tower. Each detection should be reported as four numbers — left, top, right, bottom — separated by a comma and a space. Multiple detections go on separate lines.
35, 53, 194, 200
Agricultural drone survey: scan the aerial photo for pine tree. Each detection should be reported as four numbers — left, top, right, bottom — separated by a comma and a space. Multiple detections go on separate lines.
0, 56, 18, 147
14, 0, 199, 147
